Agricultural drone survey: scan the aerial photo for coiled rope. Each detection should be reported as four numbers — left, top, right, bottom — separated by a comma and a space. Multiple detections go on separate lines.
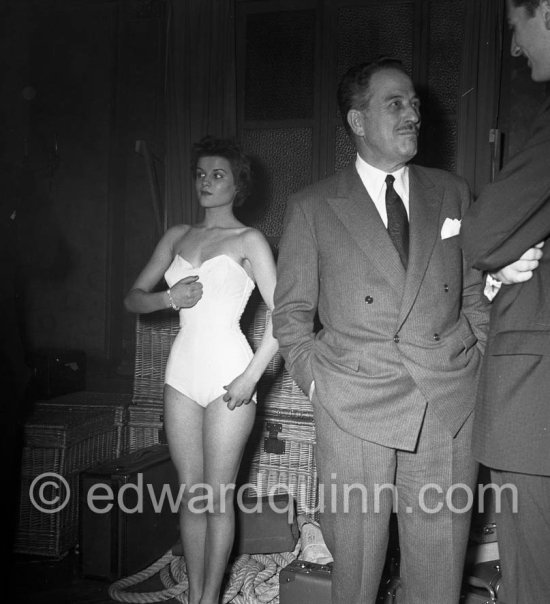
108, 541, 300, 604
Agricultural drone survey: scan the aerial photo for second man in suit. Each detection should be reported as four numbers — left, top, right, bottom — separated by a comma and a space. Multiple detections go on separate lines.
273, 59, 490, 603
461, 1, 550, 601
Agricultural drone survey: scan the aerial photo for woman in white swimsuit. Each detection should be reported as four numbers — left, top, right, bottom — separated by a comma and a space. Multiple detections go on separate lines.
124, 136, 278, 604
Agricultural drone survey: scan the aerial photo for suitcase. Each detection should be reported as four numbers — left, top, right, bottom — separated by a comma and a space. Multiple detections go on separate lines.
468, 470, 500, 566
171, 494, 299, 556
235, 494, 299, 554
80, 444, 179, 578
279, 559, 400, 604
462, 592, 497, 604
279, 560, 332, 604
464, 560, 501, 602
470, 467, 498, 546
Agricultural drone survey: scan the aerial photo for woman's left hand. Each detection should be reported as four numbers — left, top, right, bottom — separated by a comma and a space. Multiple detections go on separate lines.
222, 374, 256, 410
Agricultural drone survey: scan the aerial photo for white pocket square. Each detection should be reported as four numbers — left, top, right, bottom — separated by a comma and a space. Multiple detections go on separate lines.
441, 218, 461, 239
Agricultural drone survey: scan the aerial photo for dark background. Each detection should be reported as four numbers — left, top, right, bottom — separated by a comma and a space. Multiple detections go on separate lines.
1, 0, 548, 396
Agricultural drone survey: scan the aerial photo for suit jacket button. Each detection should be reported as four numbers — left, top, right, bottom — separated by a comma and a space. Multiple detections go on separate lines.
365, 295, 374, 304
444, 284, 449, 292
393, 334, 400, 343
433, 333, 440, 341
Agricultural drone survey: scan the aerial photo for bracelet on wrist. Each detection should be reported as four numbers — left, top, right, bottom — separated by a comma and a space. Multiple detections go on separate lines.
488, 273, 502, 286
166, 288, 180, 311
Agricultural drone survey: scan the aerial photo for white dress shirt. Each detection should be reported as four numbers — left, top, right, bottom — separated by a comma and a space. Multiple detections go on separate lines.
355, 154, 410, 225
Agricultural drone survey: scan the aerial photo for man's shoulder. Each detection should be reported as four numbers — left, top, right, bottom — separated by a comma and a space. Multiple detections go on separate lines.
289, 166, 353, 205
410, 163, 469, 190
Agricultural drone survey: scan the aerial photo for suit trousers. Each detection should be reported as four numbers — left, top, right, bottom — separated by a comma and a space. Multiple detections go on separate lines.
491, 469, 550, 604
313, 401, 477, 604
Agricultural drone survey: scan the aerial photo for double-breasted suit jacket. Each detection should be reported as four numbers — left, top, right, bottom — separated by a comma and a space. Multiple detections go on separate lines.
273, 163, 489, 450
461, 97, 550, 477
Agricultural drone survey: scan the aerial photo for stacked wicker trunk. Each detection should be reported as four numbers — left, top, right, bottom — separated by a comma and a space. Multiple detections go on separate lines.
14, 392, 130, 557
238, 290, 319, 520
127, 309, 177, 451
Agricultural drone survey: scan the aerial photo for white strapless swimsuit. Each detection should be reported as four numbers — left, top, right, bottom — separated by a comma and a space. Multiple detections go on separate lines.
163, 254, 256, 407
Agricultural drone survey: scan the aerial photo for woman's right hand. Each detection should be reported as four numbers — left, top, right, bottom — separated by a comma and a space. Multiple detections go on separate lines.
171, 275, 203, 308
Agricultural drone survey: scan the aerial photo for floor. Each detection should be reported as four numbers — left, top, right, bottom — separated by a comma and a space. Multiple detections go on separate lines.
8, 551, 116, 604
7, 550, 182, 604
5, 523, 496, 603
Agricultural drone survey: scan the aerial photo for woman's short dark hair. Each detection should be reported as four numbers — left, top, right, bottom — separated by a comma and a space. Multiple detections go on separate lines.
337, 57, 408, 137
191, 136, 252, 207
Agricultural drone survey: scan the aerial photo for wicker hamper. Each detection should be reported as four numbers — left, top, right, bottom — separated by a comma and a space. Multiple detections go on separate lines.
243, 293, 314, 420
239, 414, 318, 519
258, 369, 314, 420
15, 406, 119, 557
241, 290, 284, 380
126, 403, 165, 452
244, 297, 318, 517
132, 310, 178, 406
34, 391, 130, 457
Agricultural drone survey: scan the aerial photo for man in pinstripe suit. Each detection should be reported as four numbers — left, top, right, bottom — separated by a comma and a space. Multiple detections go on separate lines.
273, 59, 490, 603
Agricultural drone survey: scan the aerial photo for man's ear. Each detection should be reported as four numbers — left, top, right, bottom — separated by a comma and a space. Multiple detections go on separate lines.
347, 109, 365, 136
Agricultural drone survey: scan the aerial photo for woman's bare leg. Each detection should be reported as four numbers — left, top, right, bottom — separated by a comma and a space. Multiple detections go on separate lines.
199, 396, 256, 604
164, 385, 206, 604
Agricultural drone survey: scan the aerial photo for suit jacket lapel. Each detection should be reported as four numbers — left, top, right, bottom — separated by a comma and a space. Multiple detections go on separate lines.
327, 166, 406, 294
397, 165, 442, 328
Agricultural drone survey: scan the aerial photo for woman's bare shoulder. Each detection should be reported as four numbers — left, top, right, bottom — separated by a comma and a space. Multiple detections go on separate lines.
167, 223, 192, 236
240, 227, 274, 261
240, 226, 269, 245
162, 224, 192, 246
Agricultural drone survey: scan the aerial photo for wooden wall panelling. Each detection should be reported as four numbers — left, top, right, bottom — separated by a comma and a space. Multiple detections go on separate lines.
236, 0, 320, 241
416, 0, 465, 172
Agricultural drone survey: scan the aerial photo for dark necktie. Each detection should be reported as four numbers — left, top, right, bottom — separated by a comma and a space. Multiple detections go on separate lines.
385, 174, 409, 268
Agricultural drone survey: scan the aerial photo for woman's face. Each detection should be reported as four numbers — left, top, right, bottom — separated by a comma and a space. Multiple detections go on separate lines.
195, 155, 237, 208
